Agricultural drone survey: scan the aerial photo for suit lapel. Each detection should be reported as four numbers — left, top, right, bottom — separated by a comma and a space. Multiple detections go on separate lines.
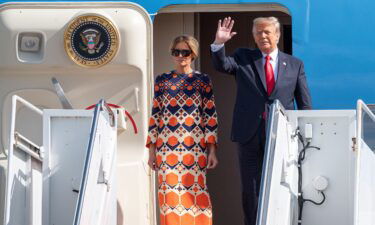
252, 50, 267, 92
272, 50, 287, 95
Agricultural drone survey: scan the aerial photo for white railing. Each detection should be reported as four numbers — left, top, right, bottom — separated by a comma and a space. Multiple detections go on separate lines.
257, 100, 287, 225
4, 95, 43, 225
356, 99, 375, 152
354, 99, 375, 225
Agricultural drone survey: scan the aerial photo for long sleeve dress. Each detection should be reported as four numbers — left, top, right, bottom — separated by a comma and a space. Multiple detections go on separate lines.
146, 70, 218, 225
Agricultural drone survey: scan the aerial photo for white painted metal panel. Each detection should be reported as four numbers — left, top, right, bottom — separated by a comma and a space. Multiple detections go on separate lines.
355, 101, 375, 225
42, 110, 93, 225
288, 110, 356, 225
259, 105, 357, 225
30, 159, 43, 225
301, 116, 353, 225
74, 106, 117, 225
4, 95, 43, 225
288, 111, 356, 225
356, 140, 375, 225
258, 102, 299, 225
0, 3, 154, 224
266, 112, 298, 225
4, 148, 42, 225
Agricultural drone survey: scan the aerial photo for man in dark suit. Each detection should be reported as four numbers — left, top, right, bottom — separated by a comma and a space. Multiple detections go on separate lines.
211, 17, 312, 225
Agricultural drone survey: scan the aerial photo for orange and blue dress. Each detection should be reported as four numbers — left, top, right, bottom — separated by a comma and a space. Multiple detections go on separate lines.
146, 70, 218, 225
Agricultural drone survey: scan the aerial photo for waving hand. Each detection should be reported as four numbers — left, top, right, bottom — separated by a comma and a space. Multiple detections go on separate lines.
214, 17, 237, 44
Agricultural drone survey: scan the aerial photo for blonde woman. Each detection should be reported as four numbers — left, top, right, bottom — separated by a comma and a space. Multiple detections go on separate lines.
146, 35, 218, 225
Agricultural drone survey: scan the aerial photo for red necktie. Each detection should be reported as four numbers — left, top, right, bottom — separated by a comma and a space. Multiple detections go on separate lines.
264, 55, 275, 96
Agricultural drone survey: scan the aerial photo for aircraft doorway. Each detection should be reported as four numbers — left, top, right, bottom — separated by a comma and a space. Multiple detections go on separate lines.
153, 7, 291, 225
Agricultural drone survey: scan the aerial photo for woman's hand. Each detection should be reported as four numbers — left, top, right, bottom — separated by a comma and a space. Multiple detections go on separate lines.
207, 143, 218, 169
148, 144, 158, 171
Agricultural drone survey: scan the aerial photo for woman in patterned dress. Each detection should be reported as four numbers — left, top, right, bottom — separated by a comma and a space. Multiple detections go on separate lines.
146, 35, 218, 225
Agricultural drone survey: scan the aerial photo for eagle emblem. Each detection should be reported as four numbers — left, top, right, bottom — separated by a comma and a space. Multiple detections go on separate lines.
79, 29, 104, 54
64, 14, 119, 68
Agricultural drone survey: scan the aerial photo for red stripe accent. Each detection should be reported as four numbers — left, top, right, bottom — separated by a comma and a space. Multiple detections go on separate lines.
85, 103, 138, 134
107, 103, 121, 109
125, 110, 138, 134
85, 104, 96, 110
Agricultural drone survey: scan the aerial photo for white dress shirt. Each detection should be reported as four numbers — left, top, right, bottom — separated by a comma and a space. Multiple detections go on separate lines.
210, 43, 279, 80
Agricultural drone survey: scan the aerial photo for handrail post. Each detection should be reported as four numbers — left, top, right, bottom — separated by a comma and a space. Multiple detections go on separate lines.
353, 99, 375, 225
4, 95, 44, 225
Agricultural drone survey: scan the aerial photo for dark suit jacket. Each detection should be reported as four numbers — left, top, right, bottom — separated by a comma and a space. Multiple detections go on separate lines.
212, 47, 312, 143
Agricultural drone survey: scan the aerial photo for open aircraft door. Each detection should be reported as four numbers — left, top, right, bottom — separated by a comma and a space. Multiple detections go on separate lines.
0, 2, 155, 225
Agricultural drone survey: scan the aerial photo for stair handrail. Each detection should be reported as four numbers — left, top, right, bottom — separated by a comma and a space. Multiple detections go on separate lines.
4, 95, 43, 225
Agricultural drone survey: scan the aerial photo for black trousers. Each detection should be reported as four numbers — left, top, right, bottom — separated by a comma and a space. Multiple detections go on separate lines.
237, 122, 266, 225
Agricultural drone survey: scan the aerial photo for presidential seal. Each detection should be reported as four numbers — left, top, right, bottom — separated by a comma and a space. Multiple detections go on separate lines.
64, 14, 119, 68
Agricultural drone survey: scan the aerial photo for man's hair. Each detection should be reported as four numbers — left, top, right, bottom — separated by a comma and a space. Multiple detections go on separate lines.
252, 17, 281, 34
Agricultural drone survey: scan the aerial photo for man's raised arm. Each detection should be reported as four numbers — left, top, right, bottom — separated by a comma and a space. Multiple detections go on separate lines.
211, 17, 239, 75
